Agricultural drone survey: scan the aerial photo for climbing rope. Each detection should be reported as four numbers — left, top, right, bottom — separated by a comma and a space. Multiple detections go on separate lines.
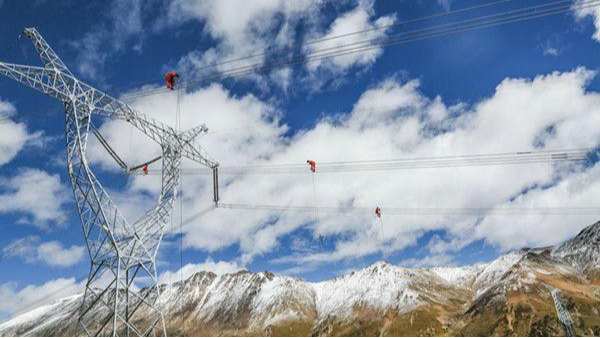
176, 85, 184, 303
127, 122, 133, 171
376, 207, 386, 261
308, 159, 322, 253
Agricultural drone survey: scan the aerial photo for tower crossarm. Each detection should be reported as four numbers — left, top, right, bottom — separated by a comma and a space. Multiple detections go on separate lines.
0, 60, 174, 145
93, 94, 219, 169
180, 124, 209, 142
1, 27, 219, 170
0, 60, 218, 169
22, 27, 73, 76
178, 138, 219, 168
85, 91, 177, 145
0, 62, 71, 101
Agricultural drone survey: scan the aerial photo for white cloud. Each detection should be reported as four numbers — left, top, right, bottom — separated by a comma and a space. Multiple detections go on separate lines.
72, 0, 145, 79
0, 100, 34, 166
304, 0, 395, 79
166, 0, 392, 91
475, 161, 600, 251
5, 238, 85, 268
157, 257, 243, 285
92, 67, 600, 273
437, 0, 453, 11
0, 169, 69, 224
0, 278, 83, 320
167, 0, 318, 82
543, 46, 559, 56
574, 0, 600, 42
36, 242, 84, 267
538, 34, 563, 58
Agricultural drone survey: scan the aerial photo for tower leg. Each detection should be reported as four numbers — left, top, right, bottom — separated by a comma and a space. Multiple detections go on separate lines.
78, 257, 166, 336
65, 102, 171, 336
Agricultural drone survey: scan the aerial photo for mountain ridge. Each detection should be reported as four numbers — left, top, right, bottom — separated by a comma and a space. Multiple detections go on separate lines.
1, 221, 599, 336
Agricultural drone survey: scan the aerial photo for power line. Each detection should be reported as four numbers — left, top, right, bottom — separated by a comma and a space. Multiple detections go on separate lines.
139, 148, 591, 176
190, 0, 524, 73
218, 203, 600, 216
180, 205, 215, 230
206, 0, 581, 82
0, 172, 130, 265
205, 0, 596, 86
120, 0, 597, 101
0, 210, 75, 264
110, 0, 525, 92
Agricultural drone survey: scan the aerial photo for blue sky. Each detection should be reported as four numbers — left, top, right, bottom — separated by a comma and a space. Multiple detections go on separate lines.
1, 0, 600, 320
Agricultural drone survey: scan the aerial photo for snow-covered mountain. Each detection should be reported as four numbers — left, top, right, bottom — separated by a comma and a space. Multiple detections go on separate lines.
1, 221, 599, 336
552, 220, 600, 275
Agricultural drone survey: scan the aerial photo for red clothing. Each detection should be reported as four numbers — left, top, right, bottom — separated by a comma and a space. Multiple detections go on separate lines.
143, 165, 149, 175
307, 160, 316, 173
165, 71, 179, 90
375, 207, 381, 218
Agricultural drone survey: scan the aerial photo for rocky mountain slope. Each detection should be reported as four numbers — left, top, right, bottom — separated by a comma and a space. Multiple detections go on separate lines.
1, 221, 600, 336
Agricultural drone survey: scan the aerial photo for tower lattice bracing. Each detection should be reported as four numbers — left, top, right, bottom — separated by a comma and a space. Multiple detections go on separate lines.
0, 28, 219, 336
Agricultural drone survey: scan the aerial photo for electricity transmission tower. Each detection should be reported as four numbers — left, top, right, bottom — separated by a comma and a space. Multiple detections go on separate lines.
550, 288, 576, 337
0, 28, 219, 336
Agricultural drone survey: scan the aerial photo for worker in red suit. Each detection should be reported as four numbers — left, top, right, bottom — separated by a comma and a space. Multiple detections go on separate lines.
375, 207, 381, 218
165, 71, 179, 90
307, 160, 316, 173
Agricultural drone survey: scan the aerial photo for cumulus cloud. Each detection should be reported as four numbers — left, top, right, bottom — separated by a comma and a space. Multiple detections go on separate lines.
437, 0, 453, 11
574, 0, 600, 42
90, 67, 600, 274
4, 238, 85, 268
167, 0, 318, 83
157, 257, 243, 285
0, 278, 83, 320
0, 100, 35, 166
72, 0, 145, 79
543, 46, 560, 57
0, 169, 69, 224
475, 161, 600, 250
166, 0, 392, 91
303, 0, 395, 87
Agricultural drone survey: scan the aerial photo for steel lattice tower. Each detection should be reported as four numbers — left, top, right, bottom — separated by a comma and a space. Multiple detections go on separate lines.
0, 28, 219, 336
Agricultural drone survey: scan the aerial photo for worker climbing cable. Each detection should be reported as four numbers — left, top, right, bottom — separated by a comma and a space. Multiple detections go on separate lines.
143, 165, 149, 175
165, 71, 179, 90
375, 206, 386, 261
317, 234, 325, 253
307, 158, 321, 242
307, 159, 316, 173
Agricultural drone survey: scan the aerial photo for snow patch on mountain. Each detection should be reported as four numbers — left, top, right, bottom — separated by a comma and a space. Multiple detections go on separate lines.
473, 251, 526, 296
313, 262, 421, 318
249, 273, 316, 327
552, 220, 600, 273
0, 294, 80, 336
430, 265, 481, 287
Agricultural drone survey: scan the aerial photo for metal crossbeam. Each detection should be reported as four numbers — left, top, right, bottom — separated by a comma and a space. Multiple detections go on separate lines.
0, 27, 220, 336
